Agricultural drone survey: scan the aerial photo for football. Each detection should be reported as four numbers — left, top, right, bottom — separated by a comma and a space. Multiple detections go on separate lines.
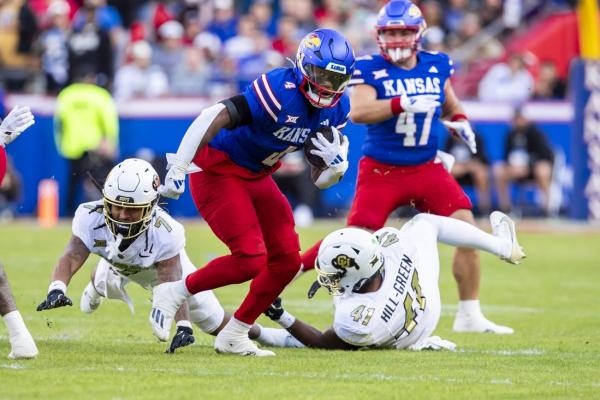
303, 126, 343, 170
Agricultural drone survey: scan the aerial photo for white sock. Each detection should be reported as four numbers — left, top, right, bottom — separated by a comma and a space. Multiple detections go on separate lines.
416, 214, 504, 256
457, 300, 482, 316
223, 317, 251, 335
256, 326, 305, 348
3, 310, 30, 339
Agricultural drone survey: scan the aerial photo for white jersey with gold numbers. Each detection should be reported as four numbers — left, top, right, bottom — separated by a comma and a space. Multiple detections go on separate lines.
332, 227, 441, 349
72, 200, 185, 289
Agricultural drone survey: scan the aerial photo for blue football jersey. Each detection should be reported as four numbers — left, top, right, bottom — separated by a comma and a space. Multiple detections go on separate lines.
209, 67, 350, 173
349, 51, 454, 165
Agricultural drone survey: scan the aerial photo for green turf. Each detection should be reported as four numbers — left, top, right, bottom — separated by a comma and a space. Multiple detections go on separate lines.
1, 221, 599, 399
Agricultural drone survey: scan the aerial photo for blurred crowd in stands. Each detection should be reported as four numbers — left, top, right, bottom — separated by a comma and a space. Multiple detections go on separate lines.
0, 0, 573, 101
0, 0, 576, 221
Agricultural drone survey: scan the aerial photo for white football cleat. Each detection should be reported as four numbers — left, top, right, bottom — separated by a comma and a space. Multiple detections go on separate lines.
149, 281, 188, 341
453, 312, 514, 334
80, 282, 102, 314
490, 211, 526, 265
8, 330, 38, 359
214, 329, 275, 357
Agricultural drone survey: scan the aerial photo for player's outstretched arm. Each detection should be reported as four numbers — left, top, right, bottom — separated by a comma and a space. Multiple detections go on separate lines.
350, 85, 440, 124
160, 103, 231, 199
441, 81, 477, 154
0, 105, 35, 147
265, 298, 355, 350
37, 235, 90, 311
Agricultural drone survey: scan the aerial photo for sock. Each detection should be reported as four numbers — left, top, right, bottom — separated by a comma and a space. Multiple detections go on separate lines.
301, 241, 322, 272
223, 317, 251, 336
255, 326, 305, 348
185, 254, 263, 294
3, 310, 29, 339
457, 300, 482, 316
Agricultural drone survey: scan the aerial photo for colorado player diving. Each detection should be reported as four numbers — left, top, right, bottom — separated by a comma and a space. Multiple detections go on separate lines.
36, 159, 297, 353
153, 28, 355, 356
299, 0, 513, 335
265, 212, 526, 350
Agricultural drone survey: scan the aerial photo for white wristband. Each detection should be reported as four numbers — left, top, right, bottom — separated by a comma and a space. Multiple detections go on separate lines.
277, 311, 296, 329
48, 280, 67, 294
176, 320, 193, 329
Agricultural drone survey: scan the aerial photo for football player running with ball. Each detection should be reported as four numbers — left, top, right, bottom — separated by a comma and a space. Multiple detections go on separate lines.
152, 28, 355, 356
300, 0, 513, 334
37, 159, 298, 353
0, 105, 38, 359
265, 212, 525, 351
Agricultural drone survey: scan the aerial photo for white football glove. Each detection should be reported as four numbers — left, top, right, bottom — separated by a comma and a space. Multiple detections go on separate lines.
407, 336, 457, 351
443, 119, 477, 154
0, 105, 35, 147
309, 129, 349, 168
400, 94, 440, 114
158, 153, 188, 199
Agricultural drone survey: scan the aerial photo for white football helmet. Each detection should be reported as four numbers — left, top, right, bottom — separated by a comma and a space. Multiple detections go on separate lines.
103, 158, 160, 239
316, 228, 384, 295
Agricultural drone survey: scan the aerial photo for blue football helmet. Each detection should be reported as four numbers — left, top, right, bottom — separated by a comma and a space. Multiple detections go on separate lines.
294, 28, 355, 108
376, 0, 427, 62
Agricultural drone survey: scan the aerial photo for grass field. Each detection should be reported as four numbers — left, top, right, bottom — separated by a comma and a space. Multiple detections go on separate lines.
1, 220, 599, 399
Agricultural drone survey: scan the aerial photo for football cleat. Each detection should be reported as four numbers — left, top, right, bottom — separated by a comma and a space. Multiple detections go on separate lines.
80, 282, 102, 314
8, 330, 38, 359
490, 211, 526, 265
214, 329, 275, 357
453, 312, 514, 334
149, 281, 188, 342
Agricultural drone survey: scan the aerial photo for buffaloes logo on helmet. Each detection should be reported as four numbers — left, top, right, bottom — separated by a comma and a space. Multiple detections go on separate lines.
331, 254, 360, 271
152, 174, 160, 191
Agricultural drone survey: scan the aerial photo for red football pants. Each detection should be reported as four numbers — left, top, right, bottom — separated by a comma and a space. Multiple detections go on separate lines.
301, 156, 472, 272
186, 170, 301, 325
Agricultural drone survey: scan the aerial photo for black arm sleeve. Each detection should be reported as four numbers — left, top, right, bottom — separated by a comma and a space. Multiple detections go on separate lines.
221, 95, 253, 129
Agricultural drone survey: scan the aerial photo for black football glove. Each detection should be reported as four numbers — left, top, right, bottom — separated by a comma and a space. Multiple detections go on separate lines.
166, 324, 195, 353
264, 297, 285, 321
37, 289, 73, 311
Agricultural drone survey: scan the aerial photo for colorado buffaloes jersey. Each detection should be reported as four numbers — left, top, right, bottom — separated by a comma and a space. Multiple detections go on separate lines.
72, 200, 185, 289
350, 51, 454, 165
208, 67, 350, 173
333, 227, 437, 349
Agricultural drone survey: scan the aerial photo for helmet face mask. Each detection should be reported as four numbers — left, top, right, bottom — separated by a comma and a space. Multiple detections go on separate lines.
102, 158, 160, 240
315, 228, 384, 296
377, 27, 420, 63
294, 29, 355, 108
376, 0, 426, 63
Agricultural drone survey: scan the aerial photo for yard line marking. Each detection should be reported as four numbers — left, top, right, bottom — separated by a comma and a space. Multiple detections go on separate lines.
0, 364, 27, 369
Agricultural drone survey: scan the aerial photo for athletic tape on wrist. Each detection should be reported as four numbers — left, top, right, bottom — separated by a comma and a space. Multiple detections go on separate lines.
48, 280, 67, 295
277, 311, 296, 329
